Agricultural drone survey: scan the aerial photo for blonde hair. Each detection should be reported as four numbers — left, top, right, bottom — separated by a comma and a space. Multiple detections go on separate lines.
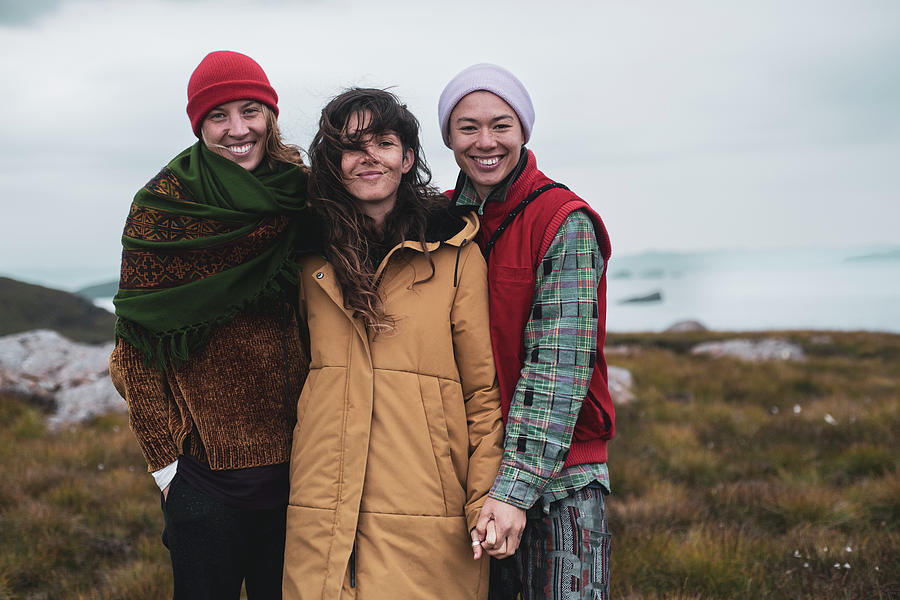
260, 104, 308, 171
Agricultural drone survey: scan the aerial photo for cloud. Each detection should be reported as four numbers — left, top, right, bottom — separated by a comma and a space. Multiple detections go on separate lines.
1, 0, 899, 279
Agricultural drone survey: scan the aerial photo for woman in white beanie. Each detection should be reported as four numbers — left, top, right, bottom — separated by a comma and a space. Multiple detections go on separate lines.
439, 63, 615, 600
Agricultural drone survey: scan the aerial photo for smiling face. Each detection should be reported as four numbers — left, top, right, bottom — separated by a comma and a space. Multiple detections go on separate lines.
340, 110, 413, 224
448, 91, 525, 200
200, 99, 267, 171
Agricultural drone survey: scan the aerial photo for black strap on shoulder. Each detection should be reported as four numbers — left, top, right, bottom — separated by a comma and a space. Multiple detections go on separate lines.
484, 182, 569, 262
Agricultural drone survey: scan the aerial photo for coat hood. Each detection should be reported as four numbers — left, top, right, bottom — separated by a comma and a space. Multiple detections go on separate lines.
424, 203, 479, 248
388, 206, 479, 287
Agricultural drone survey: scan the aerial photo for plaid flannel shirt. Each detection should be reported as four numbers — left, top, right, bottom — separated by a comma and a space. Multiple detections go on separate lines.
458, 179, 610, 509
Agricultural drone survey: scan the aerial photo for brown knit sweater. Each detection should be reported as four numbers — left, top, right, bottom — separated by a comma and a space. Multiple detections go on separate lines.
109, 309, 309, 472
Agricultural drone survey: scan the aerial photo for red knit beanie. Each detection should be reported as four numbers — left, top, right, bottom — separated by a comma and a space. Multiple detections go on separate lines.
186, 51, 279, 137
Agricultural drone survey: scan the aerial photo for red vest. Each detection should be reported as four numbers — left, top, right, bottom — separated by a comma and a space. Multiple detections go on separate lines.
450, 151, 614, 466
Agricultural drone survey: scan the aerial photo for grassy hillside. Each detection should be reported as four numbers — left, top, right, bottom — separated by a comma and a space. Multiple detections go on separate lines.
0, 277, 116, 343
0, 329, 897, 598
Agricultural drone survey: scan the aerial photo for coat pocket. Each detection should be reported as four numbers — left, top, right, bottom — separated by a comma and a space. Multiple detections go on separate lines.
289, 367, 345, 508
437, 378, 469, 493
418, 375, 466, 515
294, 368, 318, 427
492, 264, 532, 282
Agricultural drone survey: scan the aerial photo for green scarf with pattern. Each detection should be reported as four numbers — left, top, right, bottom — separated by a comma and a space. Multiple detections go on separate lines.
113, 141, 308, 370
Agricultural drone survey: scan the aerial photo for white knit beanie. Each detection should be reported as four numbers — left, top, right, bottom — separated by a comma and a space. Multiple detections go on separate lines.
438, 63, 534, 148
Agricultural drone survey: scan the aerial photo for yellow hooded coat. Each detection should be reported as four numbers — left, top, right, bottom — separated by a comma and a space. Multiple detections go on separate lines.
283, 212, 503, 599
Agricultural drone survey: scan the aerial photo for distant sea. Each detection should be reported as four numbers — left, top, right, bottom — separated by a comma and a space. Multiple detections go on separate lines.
3, 246, 899, 333
606, 246, 900, 333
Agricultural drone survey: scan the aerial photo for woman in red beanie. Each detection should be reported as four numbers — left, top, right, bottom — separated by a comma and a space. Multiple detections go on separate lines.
108, 50, 311, 600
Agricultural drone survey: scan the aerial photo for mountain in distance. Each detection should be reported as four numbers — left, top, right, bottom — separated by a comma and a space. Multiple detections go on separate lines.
0, 277, 115, 344
845, 248, 900, 262
76, 279, 119, 299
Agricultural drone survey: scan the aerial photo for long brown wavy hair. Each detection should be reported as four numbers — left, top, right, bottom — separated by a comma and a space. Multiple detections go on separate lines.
308, 88, 443, 332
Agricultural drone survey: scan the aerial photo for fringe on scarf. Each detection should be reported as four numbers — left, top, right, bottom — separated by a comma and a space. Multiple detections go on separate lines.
114, 258, 301, 372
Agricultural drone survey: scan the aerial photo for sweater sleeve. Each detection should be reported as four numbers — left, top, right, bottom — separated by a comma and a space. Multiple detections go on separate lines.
109, 340, 179, 472
450, 242, 505, 531
488, 211, 602, 509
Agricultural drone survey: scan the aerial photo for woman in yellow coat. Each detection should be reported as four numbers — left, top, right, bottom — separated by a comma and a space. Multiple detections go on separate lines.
282, 88, 503, 599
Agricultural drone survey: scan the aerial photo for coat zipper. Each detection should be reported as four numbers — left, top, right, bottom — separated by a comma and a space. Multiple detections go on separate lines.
349, 538, 357, 587
348, 232, 468, 589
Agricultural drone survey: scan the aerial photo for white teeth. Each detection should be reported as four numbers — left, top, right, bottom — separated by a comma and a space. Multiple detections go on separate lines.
229, 143, 253, 154
475, 157, 499, 166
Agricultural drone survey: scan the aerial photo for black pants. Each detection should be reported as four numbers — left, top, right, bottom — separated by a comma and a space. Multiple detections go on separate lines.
160, 473, 287, 600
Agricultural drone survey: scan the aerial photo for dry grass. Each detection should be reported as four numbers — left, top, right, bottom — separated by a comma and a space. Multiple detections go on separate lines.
0, 399, 170, 599
607, 330, 900, 599
1, 329, 898, 598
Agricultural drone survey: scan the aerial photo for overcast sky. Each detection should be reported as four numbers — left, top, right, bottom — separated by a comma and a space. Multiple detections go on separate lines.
1, 0, 898, 286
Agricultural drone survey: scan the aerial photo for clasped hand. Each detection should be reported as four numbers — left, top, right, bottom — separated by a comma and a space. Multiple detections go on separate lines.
468, 497, 526, 559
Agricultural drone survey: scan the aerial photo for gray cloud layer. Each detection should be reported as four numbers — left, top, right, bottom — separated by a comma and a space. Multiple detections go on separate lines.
1, 0, 898, 284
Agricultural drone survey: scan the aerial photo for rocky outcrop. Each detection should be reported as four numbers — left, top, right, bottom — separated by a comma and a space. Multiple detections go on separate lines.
0, 328, 639, 425
607, 365, 635, 404
690, 338, 806, 362
665, 320, 707, 333
0, 329, 123, 427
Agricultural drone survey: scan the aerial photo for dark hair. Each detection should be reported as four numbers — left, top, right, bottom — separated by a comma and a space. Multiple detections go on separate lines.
308, 88, 442, 332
